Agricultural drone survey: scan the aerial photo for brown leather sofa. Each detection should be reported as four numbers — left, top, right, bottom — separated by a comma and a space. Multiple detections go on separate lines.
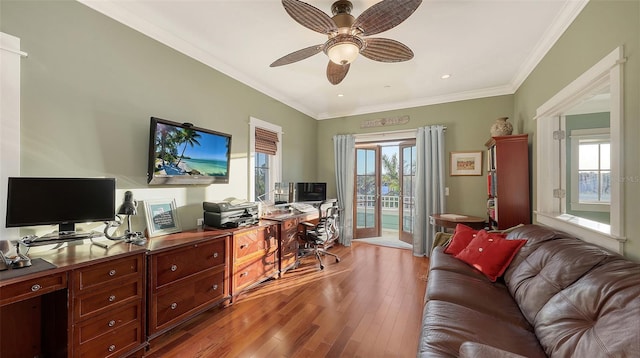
418, 224, 640, 357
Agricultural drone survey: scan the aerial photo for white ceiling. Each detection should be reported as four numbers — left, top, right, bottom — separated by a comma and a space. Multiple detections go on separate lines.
78, 0, 588, 120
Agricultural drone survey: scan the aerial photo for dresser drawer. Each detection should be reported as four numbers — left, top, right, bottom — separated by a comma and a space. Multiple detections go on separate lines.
76, 301, 141, 345
0, 272, 66, 306
74, 255, 143, 292
153, 239, 226, 289
76, 320, 142, 358
75, 279, 142, 321
153, 269, 226, 329
282, 218, 298, 231
233, 251, 278, 292
235, 226, 278, 261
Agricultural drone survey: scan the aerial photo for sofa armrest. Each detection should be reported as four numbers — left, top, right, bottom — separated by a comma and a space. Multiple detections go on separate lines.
459, 342, 528, 358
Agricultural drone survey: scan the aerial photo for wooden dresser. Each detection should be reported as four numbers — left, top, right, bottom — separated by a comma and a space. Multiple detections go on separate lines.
0, 242, 147, 358
146, 230, 231, 340
0, 217, 319, 357
227, 223, 279, 299
70, 253, 145, 357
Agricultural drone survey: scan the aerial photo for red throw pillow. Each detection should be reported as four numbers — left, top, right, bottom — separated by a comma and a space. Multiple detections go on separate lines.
444, 224, 479, 255
455, 230, 526, 282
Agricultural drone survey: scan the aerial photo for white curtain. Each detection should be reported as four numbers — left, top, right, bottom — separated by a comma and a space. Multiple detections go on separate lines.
333, 134, 355, 246
414, 125, 446, 256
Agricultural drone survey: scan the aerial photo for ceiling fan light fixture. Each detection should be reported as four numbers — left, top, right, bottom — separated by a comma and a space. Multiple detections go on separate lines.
327, 41, 360, 65
325, 34, 364, 65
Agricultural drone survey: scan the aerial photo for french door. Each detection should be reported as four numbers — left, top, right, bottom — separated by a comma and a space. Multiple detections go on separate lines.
354, 146, 380, 238
354, 141, 416, 241
399, 141, 416, 244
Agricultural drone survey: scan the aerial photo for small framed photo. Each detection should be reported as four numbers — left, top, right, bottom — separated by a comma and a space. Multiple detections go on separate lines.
142, 198, 182, 237
450, 151, 483, 176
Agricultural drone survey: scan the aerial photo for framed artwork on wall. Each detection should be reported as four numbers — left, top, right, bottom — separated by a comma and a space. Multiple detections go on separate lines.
142, 198, 182, 237
450, 151, 483, 176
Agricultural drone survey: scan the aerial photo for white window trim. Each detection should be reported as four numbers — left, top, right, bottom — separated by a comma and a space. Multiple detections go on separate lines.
569, 128, 610, 212
534, 47, 625, 254
249, 117, 282, 201
1, 33, 26, 240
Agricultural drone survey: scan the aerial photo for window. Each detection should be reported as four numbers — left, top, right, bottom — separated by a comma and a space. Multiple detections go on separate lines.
249, 117, 282, 202
535, 47, 624, 254
255, 152, 270, 199
570, 129, 610, 212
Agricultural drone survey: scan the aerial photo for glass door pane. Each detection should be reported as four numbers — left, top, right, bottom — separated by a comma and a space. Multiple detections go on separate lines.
400, 142, 416, 244
355, 147, 380, 238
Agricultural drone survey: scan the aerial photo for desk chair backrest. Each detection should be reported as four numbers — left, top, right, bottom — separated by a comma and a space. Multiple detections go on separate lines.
313, 199, 339, 244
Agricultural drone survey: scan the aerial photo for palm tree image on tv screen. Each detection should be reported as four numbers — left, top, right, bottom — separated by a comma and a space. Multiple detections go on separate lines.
154, 123, 230, 178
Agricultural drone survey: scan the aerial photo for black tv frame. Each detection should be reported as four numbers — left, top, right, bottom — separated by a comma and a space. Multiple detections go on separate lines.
147, 117, 232, 185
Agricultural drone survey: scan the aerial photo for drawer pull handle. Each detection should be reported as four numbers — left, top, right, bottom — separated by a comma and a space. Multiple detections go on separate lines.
108, 320, 116, 327
240, 244, 248, 249
108, 344, 116, 352
213, 252, 219, 258
109, 269, 116, 276
170, 264, 178, 272
212, 284, 218, 291
108, 295, 116, 302
170, 302, 178, 310
31, 284, 41, 292
240, 272, 248, 277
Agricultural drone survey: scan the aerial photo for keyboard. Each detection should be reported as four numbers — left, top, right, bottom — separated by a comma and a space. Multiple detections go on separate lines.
290, 203, 317, 213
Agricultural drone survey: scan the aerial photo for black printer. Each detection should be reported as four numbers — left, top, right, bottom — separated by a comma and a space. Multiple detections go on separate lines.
203, 201, 259, 228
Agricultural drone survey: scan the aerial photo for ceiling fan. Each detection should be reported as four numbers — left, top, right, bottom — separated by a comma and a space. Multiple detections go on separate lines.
270, 0, 422, 85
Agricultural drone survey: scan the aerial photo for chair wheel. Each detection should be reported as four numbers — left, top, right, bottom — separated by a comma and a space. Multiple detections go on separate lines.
335, 258, 340, 263
320, 264, 325, 270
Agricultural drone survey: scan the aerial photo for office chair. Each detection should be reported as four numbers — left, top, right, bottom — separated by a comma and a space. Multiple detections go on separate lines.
297, 199, 341, 270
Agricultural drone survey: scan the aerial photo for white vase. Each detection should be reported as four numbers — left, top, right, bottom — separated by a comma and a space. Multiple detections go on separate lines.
490, 117, 513, 136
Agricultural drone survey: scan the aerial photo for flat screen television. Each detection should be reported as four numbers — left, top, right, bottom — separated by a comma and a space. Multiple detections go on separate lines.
147, 117, 232, 185
296, 182, 327, 202
5, 177, 116, 233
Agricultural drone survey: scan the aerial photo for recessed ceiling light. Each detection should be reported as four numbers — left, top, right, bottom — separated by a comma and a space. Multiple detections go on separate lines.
441, 74, 451, 79
337, 94, 344, 97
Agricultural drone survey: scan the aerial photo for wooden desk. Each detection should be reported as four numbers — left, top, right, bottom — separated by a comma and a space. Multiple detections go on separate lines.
261, 211, 319, 275
0, 241, 147, 358
430, 214, 486, 231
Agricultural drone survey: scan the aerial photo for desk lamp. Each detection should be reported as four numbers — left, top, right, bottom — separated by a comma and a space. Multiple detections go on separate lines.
104, 191, 146, 246
118, 191, 137, 237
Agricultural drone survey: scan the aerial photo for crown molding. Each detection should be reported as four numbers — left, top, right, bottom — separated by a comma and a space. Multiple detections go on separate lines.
509, 0, 589, 92
316, 84, 514, 120
78, 0, 588, 121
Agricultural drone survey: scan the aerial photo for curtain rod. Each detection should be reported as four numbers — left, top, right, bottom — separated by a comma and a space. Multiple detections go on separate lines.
352, 126, 447, 137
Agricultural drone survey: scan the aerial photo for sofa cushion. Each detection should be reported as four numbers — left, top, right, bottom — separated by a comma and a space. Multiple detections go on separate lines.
459, 342, 528, 358
535, 257, 640, 357
426, 269, 532, 330
504, 237, 611, 325
429, 246, 487, 279
419, 300, 546, 358
455, 231, 526, 282
503, 224, 575, 282
443, 224, 478, 255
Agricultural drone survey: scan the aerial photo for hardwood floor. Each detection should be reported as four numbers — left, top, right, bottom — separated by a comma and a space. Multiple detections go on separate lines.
144, 241, 430, 358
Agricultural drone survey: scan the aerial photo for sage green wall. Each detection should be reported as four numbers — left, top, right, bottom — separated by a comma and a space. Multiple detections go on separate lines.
514, 0, 640, 261
317, 95, 515, 219
1, 0, 317, 232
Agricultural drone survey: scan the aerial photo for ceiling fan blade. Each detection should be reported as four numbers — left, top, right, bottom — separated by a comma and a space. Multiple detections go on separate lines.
361, 38, 414, 62
282, 0, 337, 34
270, 44, 324, 67
327, 61, 350, 85
353, 0, 422, 36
